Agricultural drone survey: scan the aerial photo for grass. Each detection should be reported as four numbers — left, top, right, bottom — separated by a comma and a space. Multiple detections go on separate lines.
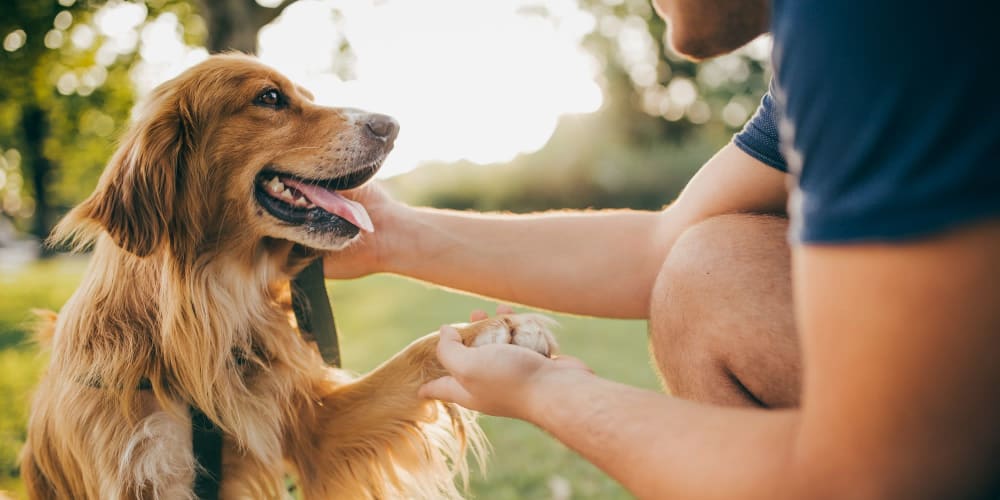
0, 257, 660, 499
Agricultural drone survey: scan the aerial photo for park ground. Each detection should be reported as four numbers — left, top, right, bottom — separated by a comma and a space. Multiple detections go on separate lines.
0, 257, 659, 499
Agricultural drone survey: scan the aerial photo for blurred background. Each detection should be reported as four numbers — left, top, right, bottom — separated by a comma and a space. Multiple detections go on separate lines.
0, 0, 770, 497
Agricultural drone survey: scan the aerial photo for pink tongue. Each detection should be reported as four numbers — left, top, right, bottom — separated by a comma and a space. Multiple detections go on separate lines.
282, 178, 374, 232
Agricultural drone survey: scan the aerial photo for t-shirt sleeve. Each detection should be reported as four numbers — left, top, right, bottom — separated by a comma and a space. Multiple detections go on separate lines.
732, 80, 787, 172
773, 0, 1000, 243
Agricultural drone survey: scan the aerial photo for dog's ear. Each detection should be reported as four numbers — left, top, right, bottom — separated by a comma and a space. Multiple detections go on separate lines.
62, 90, 190, 256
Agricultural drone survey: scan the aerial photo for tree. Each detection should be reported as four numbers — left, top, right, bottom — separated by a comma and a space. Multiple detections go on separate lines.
0, 0, 296, 256
388, 0, 771, 213
1, 2, 117, 250
196, 0, 294, 53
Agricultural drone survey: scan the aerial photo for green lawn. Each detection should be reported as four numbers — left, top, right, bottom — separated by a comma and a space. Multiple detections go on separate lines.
0, 258, 660, 499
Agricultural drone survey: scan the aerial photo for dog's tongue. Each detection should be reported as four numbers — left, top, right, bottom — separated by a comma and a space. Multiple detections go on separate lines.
282, 178, 374, 232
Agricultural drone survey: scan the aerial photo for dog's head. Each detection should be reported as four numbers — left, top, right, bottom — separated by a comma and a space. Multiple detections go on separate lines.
59, 54, 396, 259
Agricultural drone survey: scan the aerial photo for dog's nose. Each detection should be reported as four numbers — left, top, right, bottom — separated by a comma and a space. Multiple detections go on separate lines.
364, 114, 399, 145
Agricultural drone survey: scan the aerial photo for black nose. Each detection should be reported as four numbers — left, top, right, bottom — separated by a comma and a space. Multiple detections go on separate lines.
364, 114, 399, 145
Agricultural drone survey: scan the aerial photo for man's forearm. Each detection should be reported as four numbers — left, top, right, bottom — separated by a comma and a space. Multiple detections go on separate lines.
526, 369, 800, 499
370, 144, 788, 318
381, 207, 668, 318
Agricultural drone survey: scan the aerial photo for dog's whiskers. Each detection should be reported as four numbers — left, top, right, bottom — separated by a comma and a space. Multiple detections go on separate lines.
275, 145, 324, 155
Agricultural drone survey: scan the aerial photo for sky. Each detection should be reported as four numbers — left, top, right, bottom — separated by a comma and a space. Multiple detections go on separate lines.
125, 0, 604, 177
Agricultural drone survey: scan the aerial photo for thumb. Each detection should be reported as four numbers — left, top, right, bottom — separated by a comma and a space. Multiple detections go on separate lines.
496, 304, 515, 315
419, 376, 474, 405
436, 326, 472, 375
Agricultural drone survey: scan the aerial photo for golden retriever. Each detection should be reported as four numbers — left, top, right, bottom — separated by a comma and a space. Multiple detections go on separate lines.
20, 54, 557, 499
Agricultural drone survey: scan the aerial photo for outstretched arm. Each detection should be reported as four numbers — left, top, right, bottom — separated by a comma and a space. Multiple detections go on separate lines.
421, 220, 1000, 499
325, 144, 787, 318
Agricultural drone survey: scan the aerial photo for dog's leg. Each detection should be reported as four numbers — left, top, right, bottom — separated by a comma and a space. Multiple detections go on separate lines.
287, 313, 557, 500
23, 386, 198, 500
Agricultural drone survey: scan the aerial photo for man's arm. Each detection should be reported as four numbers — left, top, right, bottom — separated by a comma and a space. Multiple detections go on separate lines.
326, 143, 787, 318
422, 219, 1000, 498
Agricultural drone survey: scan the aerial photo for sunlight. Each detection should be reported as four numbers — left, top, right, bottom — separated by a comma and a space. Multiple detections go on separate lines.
108, 0, 602, 177
259, 0, 602, 176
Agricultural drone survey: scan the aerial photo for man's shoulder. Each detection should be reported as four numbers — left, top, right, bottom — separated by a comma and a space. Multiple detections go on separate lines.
772, 0, 1000, 243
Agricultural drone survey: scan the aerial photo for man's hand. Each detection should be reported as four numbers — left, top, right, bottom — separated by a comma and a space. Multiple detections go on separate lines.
322, 144, 787, 319
419, 306, 592, 420
323, 182, 403, 279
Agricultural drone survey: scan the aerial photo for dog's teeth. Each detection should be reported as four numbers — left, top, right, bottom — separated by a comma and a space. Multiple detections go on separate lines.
294, 196, 309, 207
268, 177, 284, 193
306, 203, 316, 209
281, 189, 293, 200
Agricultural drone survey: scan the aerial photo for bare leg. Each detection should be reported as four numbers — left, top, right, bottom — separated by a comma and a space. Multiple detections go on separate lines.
649, 214, 800, 408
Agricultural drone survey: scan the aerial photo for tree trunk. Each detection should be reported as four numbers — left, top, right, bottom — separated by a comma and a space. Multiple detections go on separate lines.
21, 105, 55, 257
196, 0, 295, 53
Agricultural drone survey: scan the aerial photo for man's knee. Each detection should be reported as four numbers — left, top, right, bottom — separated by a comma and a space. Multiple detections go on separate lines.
659, 213, 790, 291
648, 214, 794, 405
652, 213, 789, 331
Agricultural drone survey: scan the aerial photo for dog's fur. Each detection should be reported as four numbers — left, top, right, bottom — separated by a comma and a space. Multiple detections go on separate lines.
20, 54, 556, 499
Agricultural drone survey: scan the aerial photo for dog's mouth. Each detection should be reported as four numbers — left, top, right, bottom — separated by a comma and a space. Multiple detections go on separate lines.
254, 165, 379, 236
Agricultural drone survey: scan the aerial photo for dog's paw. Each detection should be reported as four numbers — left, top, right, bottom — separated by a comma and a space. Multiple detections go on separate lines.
461, 313, 558, 357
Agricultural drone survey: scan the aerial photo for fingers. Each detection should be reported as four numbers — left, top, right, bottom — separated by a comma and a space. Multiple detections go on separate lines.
342, 181, 378, 199
435, 326, 473, 376
471, 304, 513, 322
418, 376, 473, 405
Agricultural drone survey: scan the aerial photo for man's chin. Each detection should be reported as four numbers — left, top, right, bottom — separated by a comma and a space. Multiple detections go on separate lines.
667, 27, 765, 61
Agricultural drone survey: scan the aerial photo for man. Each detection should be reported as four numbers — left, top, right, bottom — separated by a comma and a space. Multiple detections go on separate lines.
326, 0, 1000, 497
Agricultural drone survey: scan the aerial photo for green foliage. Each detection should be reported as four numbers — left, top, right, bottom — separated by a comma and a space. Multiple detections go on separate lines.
0, 260, 657, 498
0, 1, 203, 237
0, 257, 89, 349
387, 105, 729, 213
1, 2, 132, 230
389, 0, 770, 213
0, 259, 83, 494
0, 349, 45, 496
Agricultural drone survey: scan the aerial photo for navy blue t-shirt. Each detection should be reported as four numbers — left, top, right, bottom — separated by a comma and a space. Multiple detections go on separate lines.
733, 0, 1000, 243
733, 80, 787, 173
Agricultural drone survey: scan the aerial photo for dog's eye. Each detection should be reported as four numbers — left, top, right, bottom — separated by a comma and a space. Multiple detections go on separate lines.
255, 88, 284, 108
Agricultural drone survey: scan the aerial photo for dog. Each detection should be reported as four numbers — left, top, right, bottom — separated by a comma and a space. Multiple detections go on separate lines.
20, 54, 557, 499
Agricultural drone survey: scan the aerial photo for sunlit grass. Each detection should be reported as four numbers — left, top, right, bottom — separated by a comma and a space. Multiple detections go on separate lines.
0, 258, 658, 498
0, 256, 91, 350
